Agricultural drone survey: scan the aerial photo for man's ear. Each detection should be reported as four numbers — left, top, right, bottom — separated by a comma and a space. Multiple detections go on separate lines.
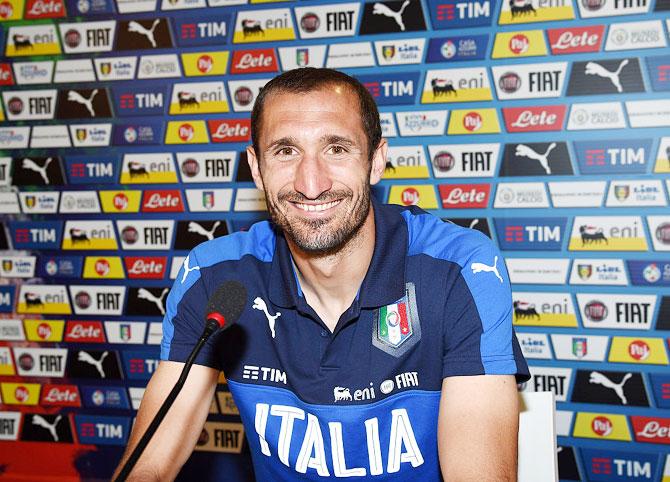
246, 145, 265, 192
369, 138, 388, 186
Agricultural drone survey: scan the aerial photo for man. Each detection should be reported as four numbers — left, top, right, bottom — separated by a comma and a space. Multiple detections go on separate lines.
115, 68, 529, 481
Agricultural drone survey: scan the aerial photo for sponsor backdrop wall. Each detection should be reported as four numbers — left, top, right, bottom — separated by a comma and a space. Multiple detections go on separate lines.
0, 0, 669, 479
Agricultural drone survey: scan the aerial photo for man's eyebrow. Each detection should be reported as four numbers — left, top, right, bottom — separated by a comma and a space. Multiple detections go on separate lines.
265, 135, 357, 152
321, 135, 356, 146
265, 136, 297, 152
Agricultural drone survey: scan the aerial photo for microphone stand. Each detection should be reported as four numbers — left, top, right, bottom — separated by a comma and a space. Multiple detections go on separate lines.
114, 318, 221, 482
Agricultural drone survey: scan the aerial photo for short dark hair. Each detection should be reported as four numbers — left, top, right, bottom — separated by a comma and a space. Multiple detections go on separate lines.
250, 68, 382, 162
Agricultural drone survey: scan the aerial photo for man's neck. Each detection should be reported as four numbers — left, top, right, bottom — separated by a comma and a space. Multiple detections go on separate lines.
287, 205, 376, 332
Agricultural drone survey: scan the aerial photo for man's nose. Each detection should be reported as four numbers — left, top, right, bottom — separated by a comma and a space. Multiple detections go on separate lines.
293, 152, 332, 200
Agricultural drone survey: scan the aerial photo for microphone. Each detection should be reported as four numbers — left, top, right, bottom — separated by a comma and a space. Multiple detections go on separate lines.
115, 281, 247, 482
203, 280, 248, 337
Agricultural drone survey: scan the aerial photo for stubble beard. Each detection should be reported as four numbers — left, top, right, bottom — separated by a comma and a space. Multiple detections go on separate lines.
266, 186, 371, 256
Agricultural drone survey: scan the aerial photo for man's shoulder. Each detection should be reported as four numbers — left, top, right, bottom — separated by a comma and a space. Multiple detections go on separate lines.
390, 204, 494, 269
190, 219, 276, 269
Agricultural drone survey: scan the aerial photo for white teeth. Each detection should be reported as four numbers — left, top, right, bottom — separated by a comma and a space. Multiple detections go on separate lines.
295, 200, 340, 212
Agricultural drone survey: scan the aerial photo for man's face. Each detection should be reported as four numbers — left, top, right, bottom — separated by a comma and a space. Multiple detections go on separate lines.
247, 86, 386, 254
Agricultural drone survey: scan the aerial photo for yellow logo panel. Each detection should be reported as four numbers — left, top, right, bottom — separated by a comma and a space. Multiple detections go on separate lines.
233, 8, 295, 44
61, 224, 119, 251
573, 412, 631, 441
218, 371, 227, 384
17, 301, 71, 315
655, 140, 670, 173
165, 121, 209, 144
216, 391, 239, 415
83, 256, 125, 279
382, 166, 430, 180
0, 0, 25, 20
492, 30, 547, 58
568, 237, 648, 251
608, 337, 669, 365
182, 51, 229, 77
422, 88, 491, 104
448, 109, 500, 135
62, 239, 118, 250
388, 185, 438, 210
193, 422, 245, 453
24, 319, 65, 342
233, 27, 295, 44
0, 102, 5, 122
119, 158, 179, 184
169, 98, 229, 115
499, 5, 574, 24
5, 25, 62, 57
99, 190, 142, 213
513, 313, 578, 328
0, 349, 14, 375
421, 68, 492, 104
1, 382, 41, 405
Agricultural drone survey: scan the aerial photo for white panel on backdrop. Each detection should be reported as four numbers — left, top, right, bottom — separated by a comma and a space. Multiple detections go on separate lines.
506, 258, 569, 284
548, 181, 606, 208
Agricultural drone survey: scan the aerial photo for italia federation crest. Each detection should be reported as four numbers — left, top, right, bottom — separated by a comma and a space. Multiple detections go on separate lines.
572, 337, 587, 359
76, 129, 87, 142
100, 63, 112, 76
296, 49, 309, 67
372, 282, 421, 357
120, 323, 131, 341
202, 191, 214, 210
382, 45, 395, 60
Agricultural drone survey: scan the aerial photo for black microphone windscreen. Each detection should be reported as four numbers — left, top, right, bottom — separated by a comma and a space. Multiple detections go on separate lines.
206, 281, 248, 328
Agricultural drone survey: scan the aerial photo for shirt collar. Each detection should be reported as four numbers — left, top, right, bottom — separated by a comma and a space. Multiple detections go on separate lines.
268, 196, 407, 309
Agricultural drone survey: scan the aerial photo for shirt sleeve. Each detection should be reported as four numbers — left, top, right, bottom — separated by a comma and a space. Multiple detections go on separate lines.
442, 233, 530, 383
160, 249, 222, 370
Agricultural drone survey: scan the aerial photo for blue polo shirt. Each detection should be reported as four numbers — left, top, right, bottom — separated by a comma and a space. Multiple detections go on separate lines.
161, 199, 530, 481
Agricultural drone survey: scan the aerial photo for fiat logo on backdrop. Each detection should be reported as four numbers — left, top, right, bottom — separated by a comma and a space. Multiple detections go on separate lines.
64, 28, 81, 48
300, 13, 320, 33
656, 223, 670, 245
122, 226, 139, 245
234, 87, 254, 107
499, 72, 521, 94
181, 158, 200, 177
432, 151, 455, 172
584, 301, 607, 322
7, 97, 23, 115
75, 291, 91, 309
18, 353, 34, 371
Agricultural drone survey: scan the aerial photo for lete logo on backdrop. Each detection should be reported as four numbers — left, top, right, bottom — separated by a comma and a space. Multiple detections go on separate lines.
230, 48, 278, 74
438, 183, 490, 208
208, 119, 250, 143
632, 416, 670, 445
547, 25, 605, 55
503, 105, 566, 132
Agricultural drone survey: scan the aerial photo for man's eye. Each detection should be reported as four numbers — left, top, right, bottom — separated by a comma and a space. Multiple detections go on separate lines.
277, 147, 294, 156
329, 145, 346, 154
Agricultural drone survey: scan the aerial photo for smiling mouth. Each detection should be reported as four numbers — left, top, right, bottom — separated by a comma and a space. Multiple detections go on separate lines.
292, 199, 342, 212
